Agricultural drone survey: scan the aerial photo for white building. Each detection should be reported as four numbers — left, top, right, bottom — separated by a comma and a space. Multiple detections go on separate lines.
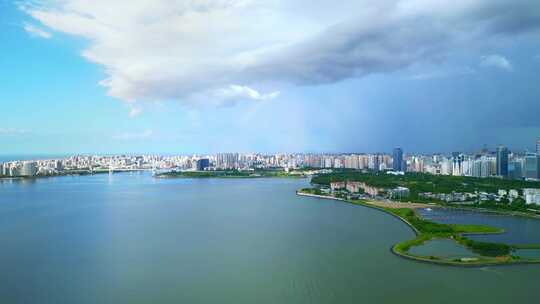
509, 189, 519, 199
523, 188, 540, 205
20, 161, 38, 177
441, 158, 453, 175
324, 157, 333, 169
388, 187, 410, 199
346, 181, 362, 193
330, 182, 346, 191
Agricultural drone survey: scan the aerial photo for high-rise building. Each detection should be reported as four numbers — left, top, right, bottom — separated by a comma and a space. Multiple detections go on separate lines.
381, 155, 391, 169
20, 161, 38, 177
496, 146, 509, 177
333, 158, 343, 169
392, 148, 403, 171
524, 154, 540, 179
344, 155, 359, 169
55, 160, 64, 171
324, 157, 333, 168
196, 159, 210, 171
409, 156, 424, 173
3, 163, 12, 176
461, 156, 474, 176
471, 156, 496, 177
536, 139, 540, 156
216, 153, 239, 169
358, 155, 369, 170
452, 153, 465, 176
369, 154, 380, 171
441, 157, 453, 175
508, 161, 523, 180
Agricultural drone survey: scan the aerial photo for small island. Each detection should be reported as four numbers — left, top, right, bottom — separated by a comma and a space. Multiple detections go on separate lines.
297, 170, 540, 266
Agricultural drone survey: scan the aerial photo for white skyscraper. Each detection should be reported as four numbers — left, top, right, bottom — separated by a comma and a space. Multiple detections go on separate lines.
20, 161, 38, 177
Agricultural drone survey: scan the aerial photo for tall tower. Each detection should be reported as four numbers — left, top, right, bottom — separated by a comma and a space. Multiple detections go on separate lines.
370, 154, 380, 172
524, 153, 540, 179
392, 148, 403, 172
496, 146, 509, 177
536, 139, 540, 155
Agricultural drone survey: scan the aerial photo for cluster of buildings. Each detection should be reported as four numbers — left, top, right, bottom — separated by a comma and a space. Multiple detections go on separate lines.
329, 181, 411, 201
0, 154, 310, 177
1, 140, 539, 182
415, 147, 539, 180
0, 152, 412, 178
419, 188, 540, 205
0, 155, 147, 177
327, 179, 540, 205
299, 141, 540, 181
0, 161, 40, 177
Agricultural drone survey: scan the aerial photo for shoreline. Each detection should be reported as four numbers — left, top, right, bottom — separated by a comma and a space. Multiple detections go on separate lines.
155, 171, 309, 179
155, 175, 306, 179
0, 169, 151, 180
296, 192, 420, 234
296, 190, 540, 267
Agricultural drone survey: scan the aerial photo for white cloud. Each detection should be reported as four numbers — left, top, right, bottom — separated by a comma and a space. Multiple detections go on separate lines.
113, 130, 153, 140
216, 85, 280, 101
23, 23, 52, 39
480, 55, 513, 71
128, 107, 142, 118
23, 0, 540, 109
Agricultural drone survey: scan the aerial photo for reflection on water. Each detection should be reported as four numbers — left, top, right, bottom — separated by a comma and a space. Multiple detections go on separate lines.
409, 239, 478, 259
0, 177, 37, 186
515, 249, 540, 259
418, 208, 540, 244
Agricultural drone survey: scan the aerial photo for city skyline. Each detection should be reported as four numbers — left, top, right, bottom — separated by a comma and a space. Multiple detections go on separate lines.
2, 139, 539, 181
1, 1, 540, 154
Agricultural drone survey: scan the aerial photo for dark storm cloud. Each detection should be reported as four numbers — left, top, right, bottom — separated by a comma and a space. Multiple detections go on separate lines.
248, 0, 540, 86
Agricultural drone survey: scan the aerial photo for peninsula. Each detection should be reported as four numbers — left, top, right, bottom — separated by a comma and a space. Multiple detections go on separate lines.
298, 170, 540, 266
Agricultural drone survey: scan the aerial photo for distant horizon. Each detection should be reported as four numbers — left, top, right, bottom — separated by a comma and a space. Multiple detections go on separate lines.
1, 141, 538, 160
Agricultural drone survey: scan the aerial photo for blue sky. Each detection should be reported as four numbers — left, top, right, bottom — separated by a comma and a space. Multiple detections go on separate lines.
1, 0, 540, 155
